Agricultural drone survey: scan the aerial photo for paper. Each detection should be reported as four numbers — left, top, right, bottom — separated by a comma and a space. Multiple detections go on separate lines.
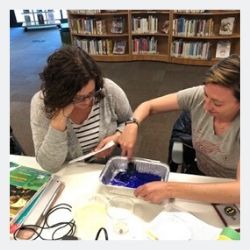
69, 140, 115, 164
146, 211, 222, 240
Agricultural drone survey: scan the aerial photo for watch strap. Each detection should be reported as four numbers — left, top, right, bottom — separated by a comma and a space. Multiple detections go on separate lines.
125, 117, 139, 127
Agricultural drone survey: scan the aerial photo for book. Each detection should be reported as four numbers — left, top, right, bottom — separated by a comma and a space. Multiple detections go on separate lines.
96, 19, 107, 35
219, 17, 235, 35
111, 17, 125, 34
10, 161, 19, 169
12, 176, 65, 240
161, 20, 169, 34
10, 165, 51, 221
9, 163, 64, 237
215, 41, 231, 58
113, 40, 126, 55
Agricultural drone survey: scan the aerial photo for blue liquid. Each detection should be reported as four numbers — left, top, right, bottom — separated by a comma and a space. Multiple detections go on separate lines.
110, 171, 161, 188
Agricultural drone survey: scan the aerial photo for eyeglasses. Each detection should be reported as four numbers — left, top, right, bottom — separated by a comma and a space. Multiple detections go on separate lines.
72, 89, 102, 104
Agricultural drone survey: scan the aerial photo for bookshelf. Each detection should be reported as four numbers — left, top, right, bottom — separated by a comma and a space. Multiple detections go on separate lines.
67, 10, 131, 61
22, 10, 59, 31
171, 10, 240, 66
130, 10, 170, 62
67, 10, 240, 66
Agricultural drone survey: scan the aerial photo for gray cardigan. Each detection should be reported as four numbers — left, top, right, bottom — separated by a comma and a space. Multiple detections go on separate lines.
30, 78, 132, 172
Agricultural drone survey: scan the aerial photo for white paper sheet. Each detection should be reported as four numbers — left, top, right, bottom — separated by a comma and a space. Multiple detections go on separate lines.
69, 140, 115, 164
146, 211, 222, 240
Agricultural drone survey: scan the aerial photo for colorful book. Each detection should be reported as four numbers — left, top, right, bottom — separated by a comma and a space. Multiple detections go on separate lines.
9, 163, 64, 237
10, 165, 52, 221
111, 17, 125, 34
113, 40, 126, 55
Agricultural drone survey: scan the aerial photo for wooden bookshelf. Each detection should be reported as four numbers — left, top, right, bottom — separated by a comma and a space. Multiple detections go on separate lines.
67, 10, 131, 61
130, 10, 171, 62
67, 10, 240, 66
171, 10, 240, 65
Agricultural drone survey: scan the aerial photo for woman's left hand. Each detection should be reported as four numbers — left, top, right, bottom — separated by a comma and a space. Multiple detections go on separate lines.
94, 132, 120, 158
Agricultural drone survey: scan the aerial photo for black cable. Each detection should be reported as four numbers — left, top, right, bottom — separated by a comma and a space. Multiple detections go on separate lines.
95, 227, 108, 240
13, 203, 108, 240
13, 203, 76, 240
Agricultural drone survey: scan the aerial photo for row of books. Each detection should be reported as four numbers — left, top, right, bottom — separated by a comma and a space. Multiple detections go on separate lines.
10, 162, 64, 239
68, 10, 122, 15
70, 17, 125, 35
73, 37, 126, 55
23, 9, 54, 14
69, 16, 235, 37
173, 18, 214, 37
70, 18, 106, 35
171, 40, 231, 59
171, 40, 211, 59
69, 10, 101, 15
173, 17, 235, 37
132, 16, 158, 34
174, 10, 206, 13
132, 37, 158, 54
73, 36, 231, 58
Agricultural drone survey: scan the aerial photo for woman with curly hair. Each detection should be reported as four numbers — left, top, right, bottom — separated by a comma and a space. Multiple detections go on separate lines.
31, 46, 132, 172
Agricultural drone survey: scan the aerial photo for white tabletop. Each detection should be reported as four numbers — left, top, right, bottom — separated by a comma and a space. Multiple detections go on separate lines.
10, 154, 230, 240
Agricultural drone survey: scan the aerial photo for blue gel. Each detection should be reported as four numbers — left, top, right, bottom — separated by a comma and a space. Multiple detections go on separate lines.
110, 171, 161, 188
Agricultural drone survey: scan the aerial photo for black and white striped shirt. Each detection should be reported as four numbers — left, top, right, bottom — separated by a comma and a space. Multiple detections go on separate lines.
71, 103, 100, 154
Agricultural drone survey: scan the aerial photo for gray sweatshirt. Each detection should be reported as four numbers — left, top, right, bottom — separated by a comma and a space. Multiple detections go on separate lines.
30, 78, 132, 172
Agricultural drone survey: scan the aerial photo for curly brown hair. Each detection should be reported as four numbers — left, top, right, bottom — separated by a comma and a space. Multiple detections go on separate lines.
40, 46, 104, 118
203, 54, 240, 102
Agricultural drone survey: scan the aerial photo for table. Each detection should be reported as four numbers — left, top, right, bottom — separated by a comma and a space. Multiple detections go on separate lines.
10, 155, 231, 240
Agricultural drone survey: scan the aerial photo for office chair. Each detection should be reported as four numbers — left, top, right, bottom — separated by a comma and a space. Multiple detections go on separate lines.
167, 111, 197, 174
10, 126, 25, 155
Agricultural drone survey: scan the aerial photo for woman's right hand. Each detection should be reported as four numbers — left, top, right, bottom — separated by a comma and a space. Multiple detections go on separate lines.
118, 123, 138, 159
51, 103, 74, 132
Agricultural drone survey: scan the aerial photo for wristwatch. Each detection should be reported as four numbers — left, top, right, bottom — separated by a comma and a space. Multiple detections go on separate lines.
125, 117, 139, 127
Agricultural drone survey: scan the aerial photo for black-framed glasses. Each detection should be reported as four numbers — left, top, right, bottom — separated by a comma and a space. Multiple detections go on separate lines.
72, 89, 102, 104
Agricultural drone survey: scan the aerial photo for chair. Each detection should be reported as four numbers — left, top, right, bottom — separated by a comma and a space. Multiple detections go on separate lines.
10, 126, 25, 155
168, 111, 197, 174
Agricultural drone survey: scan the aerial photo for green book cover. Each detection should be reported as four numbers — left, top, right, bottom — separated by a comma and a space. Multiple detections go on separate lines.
10, 165, 52, 221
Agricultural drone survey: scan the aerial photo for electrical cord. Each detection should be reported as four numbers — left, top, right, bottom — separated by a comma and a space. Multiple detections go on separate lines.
13, 203, 109, 240
13, 203, 76, 240
95, 227, 108, 240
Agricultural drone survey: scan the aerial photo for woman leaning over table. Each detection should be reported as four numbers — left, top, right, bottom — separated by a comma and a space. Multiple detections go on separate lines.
30, 46, 132, 173
118, 54, 240, 204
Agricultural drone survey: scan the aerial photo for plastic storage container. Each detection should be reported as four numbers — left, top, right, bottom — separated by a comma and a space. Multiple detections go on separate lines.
99, 156, 170, 196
